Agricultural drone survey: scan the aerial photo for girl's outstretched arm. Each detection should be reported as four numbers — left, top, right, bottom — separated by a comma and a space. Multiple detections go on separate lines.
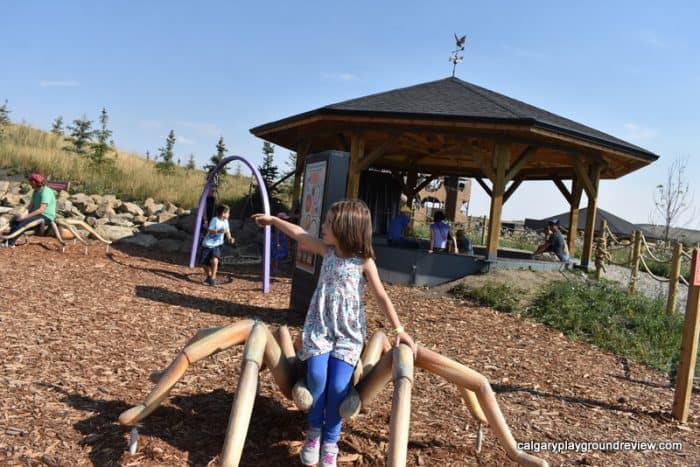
363, 257, 417, 354
251, 214, 327, 256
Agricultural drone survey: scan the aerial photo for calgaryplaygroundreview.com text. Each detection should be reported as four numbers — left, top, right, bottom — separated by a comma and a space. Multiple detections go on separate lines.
517, 440, 683, 454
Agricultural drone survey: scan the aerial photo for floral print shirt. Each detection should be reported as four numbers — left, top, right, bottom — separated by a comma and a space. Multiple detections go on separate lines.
300, 247, 366, 366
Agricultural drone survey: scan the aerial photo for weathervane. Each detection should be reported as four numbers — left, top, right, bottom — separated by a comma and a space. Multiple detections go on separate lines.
449, 33, 467, 77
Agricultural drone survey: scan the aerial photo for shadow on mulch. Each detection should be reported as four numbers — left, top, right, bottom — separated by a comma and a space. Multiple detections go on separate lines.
109, 243, 192, 265
45, 383, 305, 467
134, 285, 304, 327
492, 383, 673, 420
106, 245, 293, 285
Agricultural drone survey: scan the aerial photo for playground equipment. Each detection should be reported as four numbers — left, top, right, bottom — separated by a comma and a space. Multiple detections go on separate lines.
0, 217, 112, 253
118, 319, 549, 467
189, 155, 271, 293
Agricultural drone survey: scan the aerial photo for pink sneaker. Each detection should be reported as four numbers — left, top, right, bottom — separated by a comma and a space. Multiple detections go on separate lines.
320, 442, 338, 467
300, 428, 321, 466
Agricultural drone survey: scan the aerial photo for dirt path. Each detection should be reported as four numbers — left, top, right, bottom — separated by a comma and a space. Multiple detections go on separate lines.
0, 240, 697, 466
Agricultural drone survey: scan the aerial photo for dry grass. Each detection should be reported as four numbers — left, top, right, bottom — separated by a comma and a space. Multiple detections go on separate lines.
0, 123, 251, 208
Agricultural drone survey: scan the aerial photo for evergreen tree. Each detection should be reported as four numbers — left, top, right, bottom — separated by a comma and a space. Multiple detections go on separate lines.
256, 141, 282, 209
0, 100, 10, 140
155, 130, 177, 174
50, 116, 64, 135
146, 150, 151, 161
279, 151, 297, 200
90, 108, 113, 165
258, 141, 279, 191
64, 116, 93, 155
186, 154, 196, 170
204, 136, 228, 177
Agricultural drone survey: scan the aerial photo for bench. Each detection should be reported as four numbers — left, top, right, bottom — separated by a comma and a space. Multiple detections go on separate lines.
46, 180, 70, 192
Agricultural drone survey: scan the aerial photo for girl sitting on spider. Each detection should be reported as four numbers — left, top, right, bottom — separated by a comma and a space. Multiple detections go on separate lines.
199, 204, 235, 286
253, 199, 416, 467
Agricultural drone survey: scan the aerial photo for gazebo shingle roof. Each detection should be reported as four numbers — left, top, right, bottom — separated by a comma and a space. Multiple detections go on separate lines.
251, 76, 659, 181
320, 77, 656, 161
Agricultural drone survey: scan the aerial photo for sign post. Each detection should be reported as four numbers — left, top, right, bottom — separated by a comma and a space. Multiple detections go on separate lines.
672, 248, 700, 422
290, 151, 349, 313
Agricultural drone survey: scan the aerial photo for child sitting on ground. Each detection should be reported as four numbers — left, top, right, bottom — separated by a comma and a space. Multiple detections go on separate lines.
199, 204, 235, 286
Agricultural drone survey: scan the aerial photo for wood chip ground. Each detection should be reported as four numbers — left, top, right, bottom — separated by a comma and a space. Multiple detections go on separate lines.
1, 240, 698, 466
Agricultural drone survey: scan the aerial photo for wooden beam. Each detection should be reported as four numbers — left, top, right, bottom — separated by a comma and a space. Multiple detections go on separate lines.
335, 133, 350, 152
505, 146, 536, 183
486, 143, 510, 260
474, 177, 492, 197
444, 176, 459, 222
503, 178, 523, 204
347, 134, 365, 199
412, 175, 438, 198
357, 133, 402, 172
672, 249, 700, 423
405, 169, 418, 200
552, 177, 572, 205
478, 154, 497, 181
580, 164, 601, 268
572, 156, 597, 198
567, 177, 583, 254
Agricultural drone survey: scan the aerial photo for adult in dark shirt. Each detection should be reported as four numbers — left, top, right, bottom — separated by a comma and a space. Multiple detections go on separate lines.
533, 219, 570, 262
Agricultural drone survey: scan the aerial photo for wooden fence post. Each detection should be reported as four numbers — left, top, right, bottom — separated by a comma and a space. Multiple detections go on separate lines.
671, 248, 700, 423
666, 242, 683, 315
628, 230, 642, 296
595, 219, 608, 281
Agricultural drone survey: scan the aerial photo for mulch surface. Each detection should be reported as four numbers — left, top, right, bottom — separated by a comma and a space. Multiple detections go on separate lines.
1, 239, 698, 466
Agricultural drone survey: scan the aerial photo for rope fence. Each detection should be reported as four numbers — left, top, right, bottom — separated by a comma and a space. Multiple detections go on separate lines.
594, 221, 692, 314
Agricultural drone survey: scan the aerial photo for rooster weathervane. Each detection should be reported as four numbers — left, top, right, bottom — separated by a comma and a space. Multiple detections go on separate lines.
450, 33, 467, 77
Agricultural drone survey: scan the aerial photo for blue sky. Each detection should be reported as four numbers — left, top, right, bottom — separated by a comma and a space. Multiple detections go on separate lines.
2, 1, 698, 226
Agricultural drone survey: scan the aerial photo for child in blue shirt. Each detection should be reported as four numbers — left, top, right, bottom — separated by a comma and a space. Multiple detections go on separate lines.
199, 204, 235, 286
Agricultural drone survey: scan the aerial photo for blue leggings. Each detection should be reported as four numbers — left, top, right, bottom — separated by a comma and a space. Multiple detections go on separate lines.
306, 353, 354, 443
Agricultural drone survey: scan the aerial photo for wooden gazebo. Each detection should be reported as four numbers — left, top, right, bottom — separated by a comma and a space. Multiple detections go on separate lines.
251, 77, 658, 266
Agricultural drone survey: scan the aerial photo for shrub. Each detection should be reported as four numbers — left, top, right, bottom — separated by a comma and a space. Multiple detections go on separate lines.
450, 281, 526, 313
525, 280, 691, 375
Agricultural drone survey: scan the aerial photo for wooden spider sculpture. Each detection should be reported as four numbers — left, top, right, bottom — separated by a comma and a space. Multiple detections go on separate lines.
118, 319, 549, 467
0, 217, 112, 253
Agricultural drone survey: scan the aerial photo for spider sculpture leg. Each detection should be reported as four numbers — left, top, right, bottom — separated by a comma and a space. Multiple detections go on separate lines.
118, 319, 255, 426
120, 320, 295, 467
221, 322, 295, 466
0, 218, 44, 243
220, 322, 267, 466
388, 344, 414, 466
339, 331, 391, 418
415, 347, 549, 467
57, 218, 112, 252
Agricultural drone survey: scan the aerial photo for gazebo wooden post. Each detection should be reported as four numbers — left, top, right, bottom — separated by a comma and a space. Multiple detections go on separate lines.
406, 169, 418, 202
576, 161, 601, 268
567, 177, 583, 255
444, 176, 459, 222
552, 175, 583, 257
485, 143, 510, 260
347, 133, 365, 199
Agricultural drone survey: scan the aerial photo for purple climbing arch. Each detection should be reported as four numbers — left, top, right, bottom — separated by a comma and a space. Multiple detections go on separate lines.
189, 155, 271, 293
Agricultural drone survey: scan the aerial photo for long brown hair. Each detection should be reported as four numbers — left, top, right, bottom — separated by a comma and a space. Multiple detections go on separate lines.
327, 199, 375, 259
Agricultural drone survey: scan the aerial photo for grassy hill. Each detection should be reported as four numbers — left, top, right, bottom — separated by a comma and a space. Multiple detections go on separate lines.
0, 123, 252, 208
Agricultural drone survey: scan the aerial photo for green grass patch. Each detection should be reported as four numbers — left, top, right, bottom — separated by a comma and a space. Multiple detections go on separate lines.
524, 280, 692, 375
450, 281, 526, 313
